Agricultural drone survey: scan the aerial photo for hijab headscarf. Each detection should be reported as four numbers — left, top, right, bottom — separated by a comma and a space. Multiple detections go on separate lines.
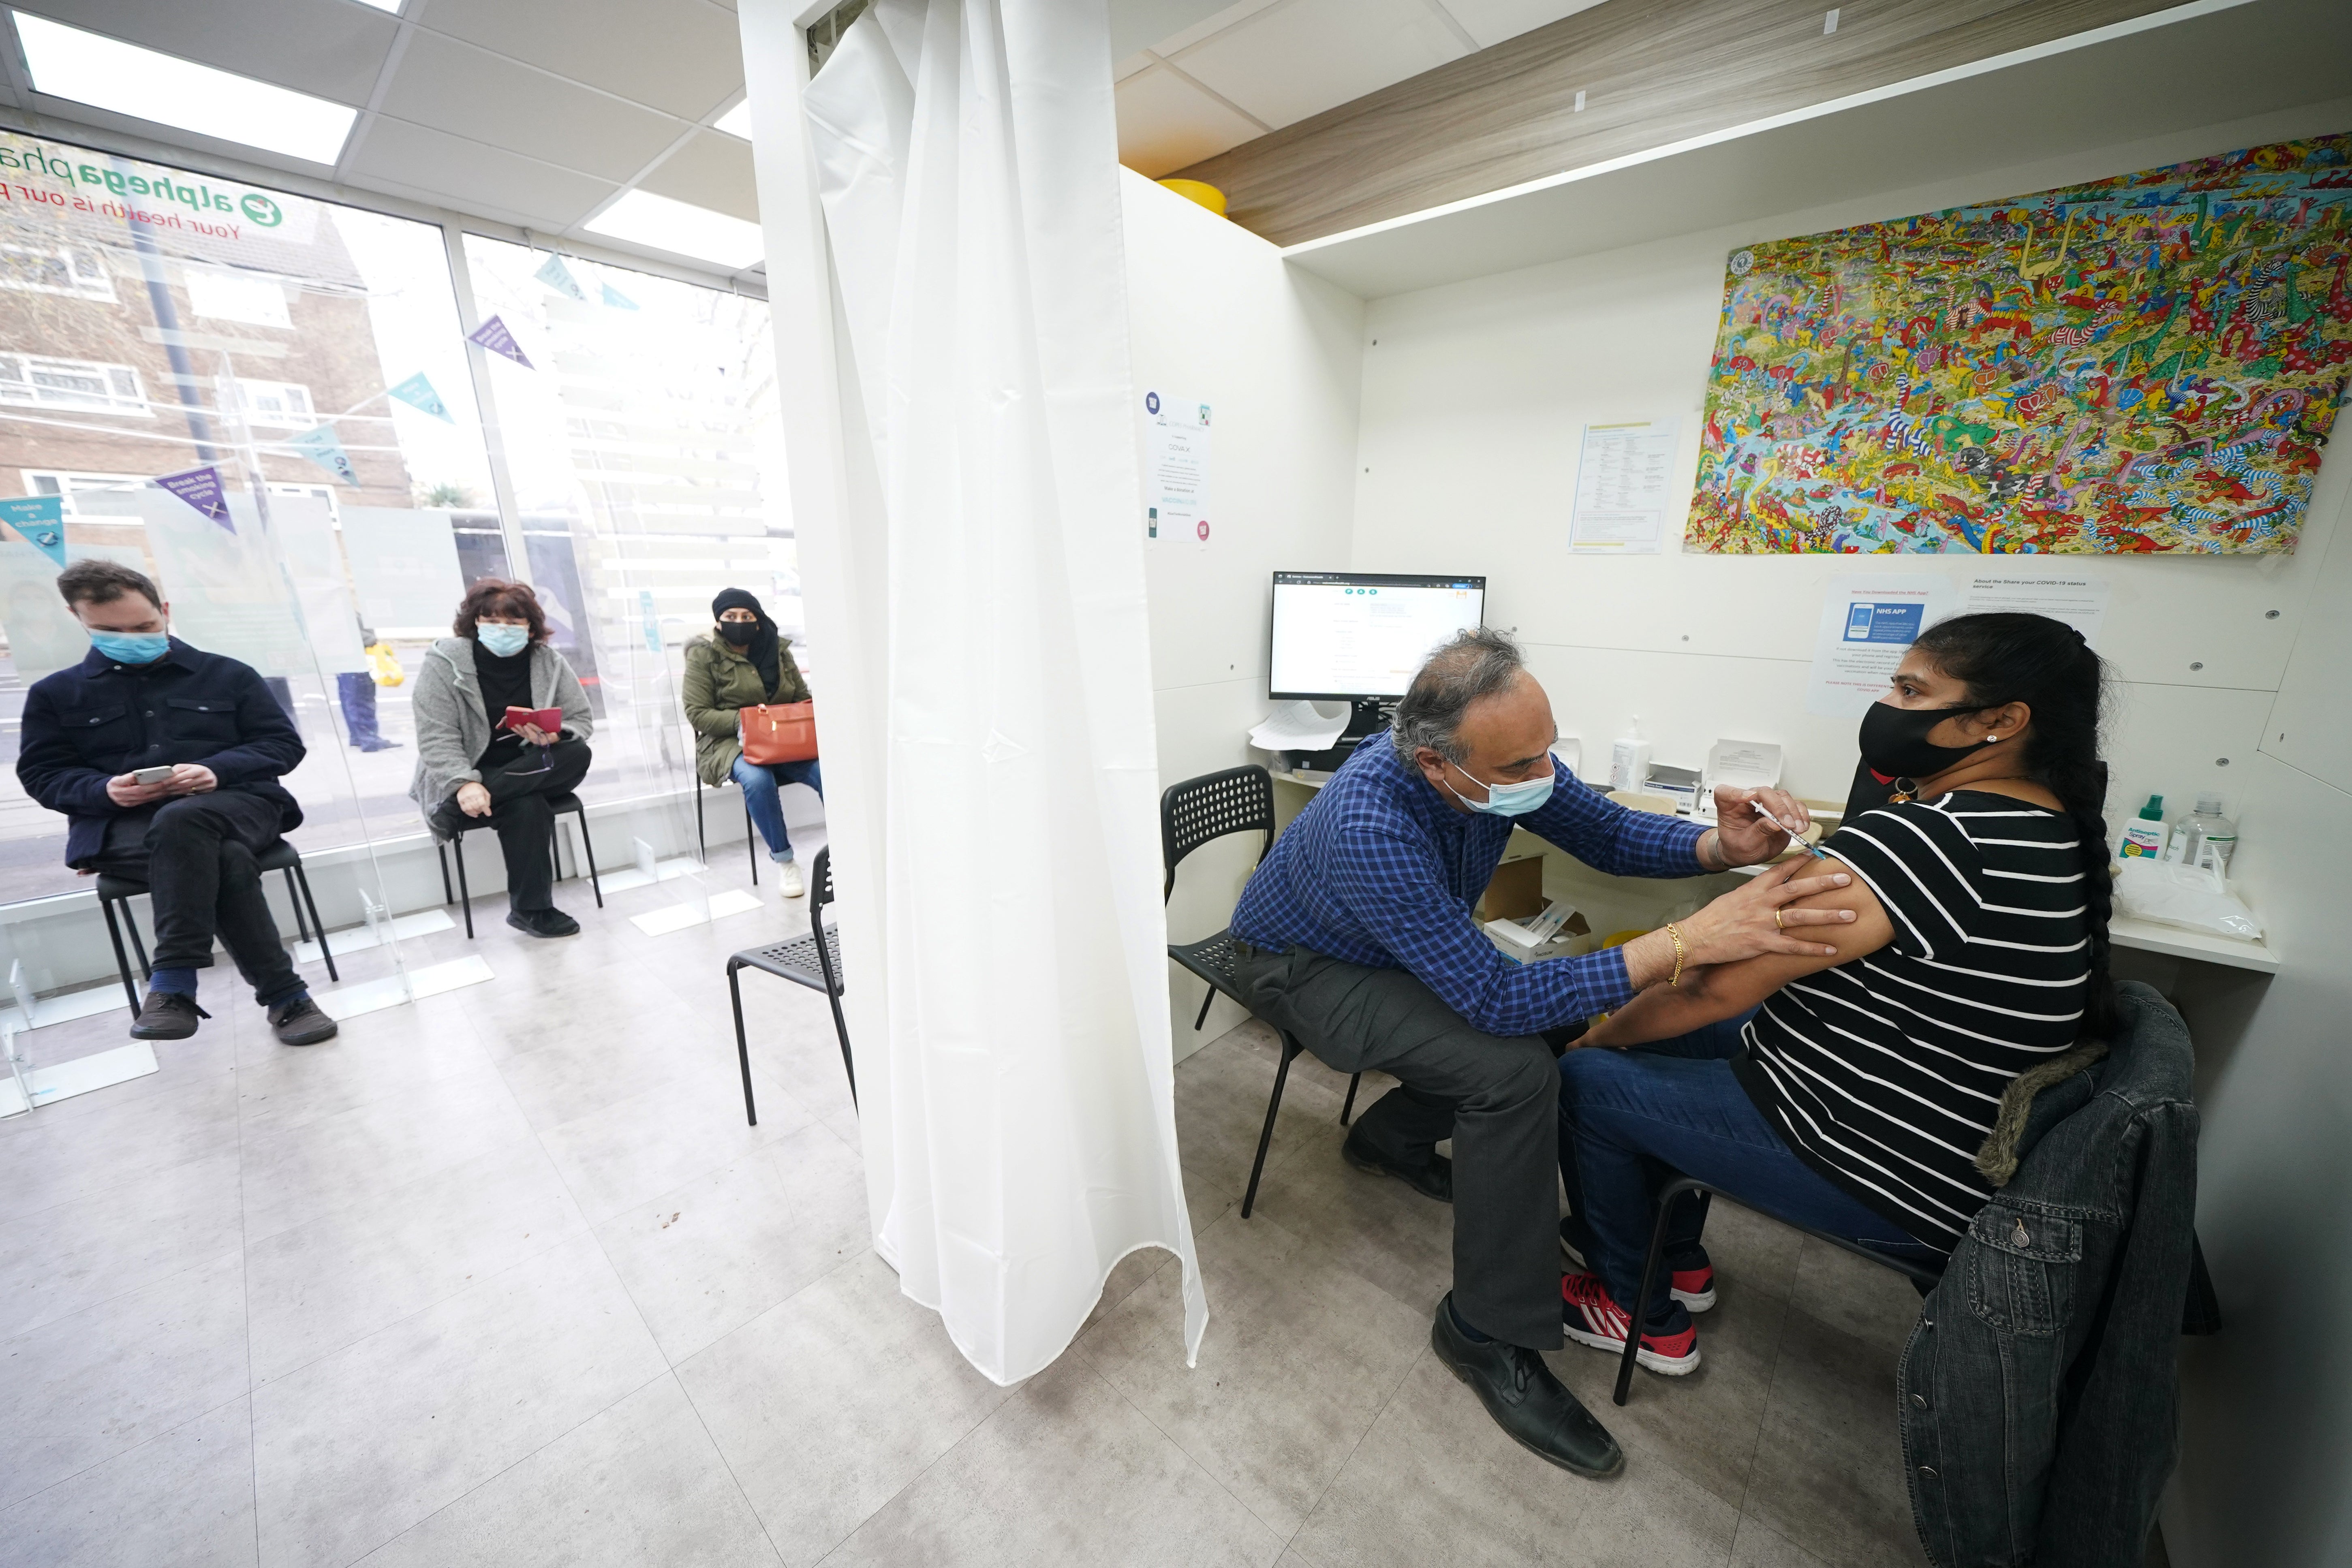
710, 587, 783, 698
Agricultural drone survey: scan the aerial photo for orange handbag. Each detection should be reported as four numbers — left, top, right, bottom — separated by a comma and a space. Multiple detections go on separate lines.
739, 701, 819, 765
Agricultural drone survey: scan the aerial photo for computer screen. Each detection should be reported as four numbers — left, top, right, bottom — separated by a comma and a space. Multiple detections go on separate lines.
1268, 571, 1487, 701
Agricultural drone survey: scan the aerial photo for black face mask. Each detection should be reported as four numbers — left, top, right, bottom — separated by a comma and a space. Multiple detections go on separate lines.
717, 621, 758, 646
1858, 700, 1985, 784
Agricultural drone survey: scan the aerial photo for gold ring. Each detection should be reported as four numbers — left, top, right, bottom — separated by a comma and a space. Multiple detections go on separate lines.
1774, 909, 1785, 933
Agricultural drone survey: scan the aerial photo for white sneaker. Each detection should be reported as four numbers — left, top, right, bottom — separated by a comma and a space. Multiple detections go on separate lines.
776, 860, 805, 898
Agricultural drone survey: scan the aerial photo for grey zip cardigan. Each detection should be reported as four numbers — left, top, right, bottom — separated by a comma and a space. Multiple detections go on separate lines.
406, 637, 593, 829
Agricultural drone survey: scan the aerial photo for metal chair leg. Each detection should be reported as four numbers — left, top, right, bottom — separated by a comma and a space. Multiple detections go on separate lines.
1615, 1176, 1705, 1406
577, 808, 602, 907
1192, 983, 1215, 1031
289, 863, 337, 981
122, 902, 152, 980
451, 837, 474, 939
1341, 1072, 1362, 1126
438, 841, 453, 906
744, 797, 758, 887
695, 784, 707, 862
98, 896, 140, 1013
282, 867, 313, 948
1240, 1033, 1302, 1220
727, 959, 758, 1126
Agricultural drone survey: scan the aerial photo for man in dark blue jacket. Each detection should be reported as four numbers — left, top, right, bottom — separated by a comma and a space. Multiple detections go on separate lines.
16, 560, 337, 1046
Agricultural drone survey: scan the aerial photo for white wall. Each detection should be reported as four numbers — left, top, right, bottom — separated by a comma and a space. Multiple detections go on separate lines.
1344, 104, 2352, 1568
1121, 170, 1364, 1056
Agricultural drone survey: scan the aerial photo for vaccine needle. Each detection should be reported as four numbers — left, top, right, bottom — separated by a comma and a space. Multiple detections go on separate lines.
1750, 802, 1830, 859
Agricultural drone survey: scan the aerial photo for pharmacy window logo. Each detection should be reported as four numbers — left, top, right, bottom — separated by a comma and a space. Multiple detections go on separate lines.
239, 192, 282, 226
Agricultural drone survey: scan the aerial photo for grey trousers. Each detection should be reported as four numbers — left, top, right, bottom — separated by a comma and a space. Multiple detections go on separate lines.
1231, 944, 1562, 1349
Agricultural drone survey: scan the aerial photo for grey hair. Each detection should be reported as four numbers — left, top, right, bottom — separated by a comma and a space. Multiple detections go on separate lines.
1389, 627, 1526, 764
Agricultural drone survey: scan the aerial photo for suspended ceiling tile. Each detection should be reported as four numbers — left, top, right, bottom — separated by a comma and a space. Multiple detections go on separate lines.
342, 115, 616, 229
1172, 0, 1469, 129
1115, 64, 1266, 179
9, 0, 397, 104
1151, 0, 1283, 58
412, 0, 745, 120
1110, 0, 1255, 57
376, 31, 682, 180
1116, 51, 1156, 81
634, 129, 759, 222
1434, 0, 1611, 51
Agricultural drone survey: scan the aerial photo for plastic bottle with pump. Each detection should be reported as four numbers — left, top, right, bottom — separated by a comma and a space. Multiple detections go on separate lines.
2119, 795, 2166, 859
1610, 716, 1653, 793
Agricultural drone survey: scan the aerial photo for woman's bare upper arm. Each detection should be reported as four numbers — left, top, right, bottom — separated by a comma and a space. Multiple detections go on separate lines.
1690, 856, 1899, 1011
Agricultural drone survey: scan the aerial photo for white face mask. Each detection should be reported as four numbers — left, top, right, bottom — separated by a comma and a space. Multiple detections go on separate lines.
477, 622, 530, 658
1443, 761, 1557, 817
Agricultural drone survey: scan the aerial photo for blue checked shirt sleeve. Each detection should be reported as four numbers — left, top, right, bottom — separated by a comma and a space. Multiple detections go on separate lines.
1523, 766, 1710, 876
1322, 825, 1641, 1037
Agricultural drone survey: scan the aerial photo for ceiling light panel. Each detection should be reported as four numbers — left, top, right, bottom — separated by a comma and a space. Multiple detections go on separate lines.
14, 11, 358, 164
584, 189, 764, 270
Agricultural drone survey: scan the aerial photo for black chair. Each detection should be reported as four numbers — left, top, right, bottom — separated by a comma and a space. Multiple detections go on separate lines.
1161, 764, 1360, 1220
726, 845, 853, 1124
693, 778, 760, 886
436, 790, 602, 938
1609, 1177, 1944, 1406
95, 839, 338, 1013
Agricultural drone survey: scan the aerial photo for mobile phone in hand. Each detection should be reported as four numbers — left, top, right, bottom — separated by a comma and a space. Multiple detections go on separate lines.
133, 765, 173, 784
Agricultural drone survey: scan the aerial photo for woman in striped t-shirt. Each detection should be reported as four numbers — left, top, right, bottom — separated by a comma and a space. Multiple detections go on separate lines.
1554, 613, 2114, 1377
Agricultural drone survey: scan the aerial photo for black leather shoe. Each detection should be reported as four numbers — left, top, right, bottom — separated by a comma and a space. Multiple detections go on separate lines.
1431, 1293, 1623, 1478
129, 990, 209, 1040
267, 996, 339, 1047
507, 907, 580, 938
1342, 1128, 1452, 1203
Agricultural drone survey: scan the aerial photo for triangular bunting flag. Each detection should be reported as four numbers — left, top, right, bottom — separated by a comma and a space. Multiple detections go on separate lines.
466, 314, 533, 368
286, 425, 359, 487
0, 494, 66, 567
157, 466, 232, 530
388, 372, 453, 423
534, 252, 586, 301
601, 282, 638, 310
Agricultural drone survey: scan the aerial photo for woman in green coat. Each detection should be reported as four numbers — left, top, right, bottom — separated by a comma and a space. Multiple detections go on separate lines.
683, 588, 819, 897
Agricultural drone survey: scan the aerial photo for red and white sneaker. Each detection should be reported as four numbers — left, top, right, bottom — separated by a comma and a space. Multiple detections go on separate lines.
1668, 1255, 1717, 1314
1560, 1272, 1702, 1376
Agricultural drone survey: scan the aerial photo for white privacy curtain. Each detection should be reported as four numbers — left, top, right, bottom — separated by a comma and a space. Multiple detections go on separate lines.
801, 0, 1204, 1381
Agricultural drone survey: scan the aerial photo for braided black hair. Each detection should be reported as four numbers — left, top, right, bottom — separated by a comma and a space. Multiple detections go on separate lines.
1911, 611, 2119, 1045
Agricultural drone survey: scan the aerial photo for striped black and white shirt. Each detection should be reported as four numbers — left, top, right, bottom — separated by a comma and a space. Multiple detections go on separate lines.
1732, 792, 2092, 1253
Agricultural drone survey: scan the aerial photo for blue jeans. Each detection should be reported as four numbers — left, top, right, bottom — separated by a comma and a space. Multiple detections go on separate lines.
730, 754, 823, 861
1557, 1008, 1937, 1324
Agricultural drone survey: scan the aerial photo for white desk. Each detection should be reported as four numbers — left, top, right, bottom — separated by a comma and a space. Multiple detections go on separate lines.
1267, 771, 2281, 977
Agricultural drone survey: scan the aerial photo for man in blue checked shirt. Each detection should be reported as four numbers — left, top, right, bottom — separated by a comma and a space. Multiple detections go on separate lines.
1228, 628, 1851, 1475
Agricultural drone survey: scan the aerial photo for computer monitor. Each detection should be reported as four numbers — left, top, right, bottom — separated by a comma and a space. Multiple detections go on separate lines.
1268, 571, 1487, 703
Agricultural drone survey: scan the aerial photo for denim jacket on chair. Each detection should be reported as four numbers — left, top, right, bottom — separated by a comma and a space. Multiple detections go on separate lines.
1899, 981, 2199, 1568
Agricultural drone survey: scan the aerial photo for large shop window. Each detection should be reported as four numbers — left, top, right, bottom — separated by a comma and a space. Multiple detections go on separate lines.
458, 235, 795, 814
0, 132, 500, 903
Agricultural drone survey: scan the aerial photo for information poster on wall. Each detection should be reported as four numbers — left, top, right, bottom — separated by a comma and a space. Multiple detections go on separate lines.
1143, 390, 1211, 545
343, 506, 466, 631
1806, 573, 1954, 716
1961, 575, 2110, 649
1567, 419, 1678, 554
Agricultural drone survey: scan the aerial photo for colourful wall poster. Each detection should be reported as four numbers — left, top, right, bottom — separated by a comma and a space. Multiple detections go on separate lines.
1689, 136, 2352, 555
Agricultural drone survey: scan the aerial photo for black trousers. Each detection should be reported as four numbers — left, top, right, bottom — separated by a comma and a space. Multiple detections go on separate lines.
86, 791, 302, 1006
454, 737, 592, 911
1232, 944, 1563, 1349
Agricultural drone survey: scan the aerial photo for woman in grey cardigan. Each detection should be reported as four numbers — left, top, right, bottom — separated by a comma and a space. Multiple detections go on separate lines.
407, 579, 594, 937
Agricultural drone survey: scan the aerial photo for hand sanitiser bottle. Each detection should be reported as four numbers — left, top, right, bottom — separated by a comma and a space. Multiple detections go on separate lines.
2119, 795, 2166, 858
1610, 716, 1653, 793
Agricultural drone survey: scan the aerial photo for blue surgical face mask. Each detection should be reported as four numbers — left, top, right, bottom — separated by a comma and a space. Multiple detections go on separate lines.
90, 630, 169, 665
1444, 761, 1556, 817
477, 623, 530, 658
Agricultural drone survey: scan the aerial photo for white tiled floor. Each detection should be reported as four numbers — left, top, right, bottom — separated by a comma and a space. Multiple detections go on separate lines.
0, 850, 1934, 1568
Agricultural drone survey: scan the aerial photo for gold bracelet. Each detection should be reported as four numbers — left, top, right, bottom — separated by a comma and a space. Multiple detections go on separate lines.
1664, 922, 1687, 987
